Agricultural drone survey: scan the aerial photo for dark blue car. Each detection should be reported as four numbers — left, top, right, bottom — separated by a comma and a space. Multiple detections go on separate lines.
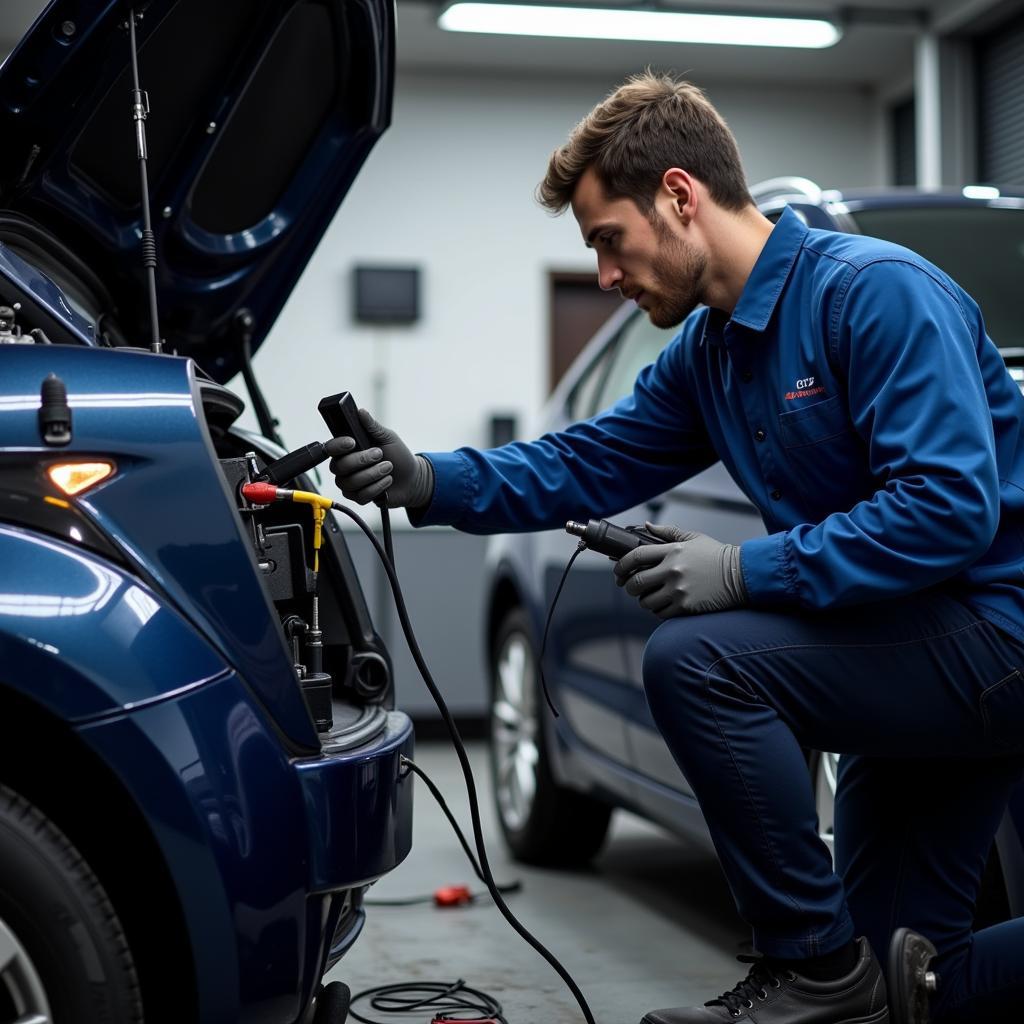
0, 2, 412, 1022
483, 179, 1024, 921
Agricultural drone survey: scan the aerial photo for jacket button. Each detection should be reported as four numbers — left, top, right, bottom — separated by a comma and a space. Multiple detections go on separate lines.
755, 429, 767, 442
771, 489, 782, 500
742, 371, 753, 382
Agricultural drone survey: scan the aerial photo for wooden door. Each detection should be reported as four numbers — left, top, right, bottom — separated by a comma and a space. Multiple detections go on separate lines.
549, 272, 622, 393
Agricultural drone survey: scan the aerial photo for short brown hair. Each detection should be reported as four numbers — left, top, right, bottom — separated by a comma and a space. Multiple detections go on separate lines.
538, 71, 751, 215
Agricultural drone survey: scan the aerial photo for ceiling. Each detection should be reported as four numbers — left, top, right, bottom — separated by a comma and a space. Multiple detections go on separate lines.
395, 0, 927, 87
0, 0, 969, 90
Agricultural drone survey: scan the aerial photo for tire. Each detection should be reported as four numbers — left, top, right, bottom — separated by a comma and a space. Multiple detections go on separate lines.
0, 784, 143, 1024
488, 608, 611, 866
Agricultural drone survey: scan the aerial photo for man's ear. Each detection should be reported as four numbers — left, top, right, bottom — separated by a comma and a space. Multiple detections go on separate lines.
661, 168, 697, 226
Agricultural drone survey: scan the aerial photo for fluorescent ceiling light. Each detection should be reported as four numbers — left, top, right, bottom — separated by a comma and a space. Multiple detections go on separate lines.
439, 3, 842, 48
962, 185, 1000, 200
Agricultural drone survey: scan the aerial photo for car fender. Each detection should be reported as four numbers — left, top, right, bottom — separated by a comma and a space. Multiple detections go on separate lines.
484, 534, 588, 788
484, 534, 541, 637
0, 524, 230, 721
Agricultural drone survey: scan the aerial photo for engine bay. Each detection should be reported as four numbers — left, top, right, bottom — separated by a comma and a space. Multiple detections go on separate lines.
203, 383, 396, 752
1, 284, 395, 754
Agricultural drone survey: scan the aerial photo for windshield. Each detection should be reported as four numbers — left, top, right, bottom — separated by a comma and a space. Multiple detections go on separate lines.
849, 206, 1024, 358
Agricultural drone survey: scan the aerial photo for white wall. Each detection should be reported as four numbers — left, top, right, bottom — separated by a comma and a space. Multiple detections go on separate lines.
244, 70, 883, 521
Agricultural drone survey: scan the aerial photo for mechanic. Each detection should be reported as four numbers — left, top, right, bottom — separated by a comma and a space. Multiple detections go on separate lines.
327, 72, 1024, 1024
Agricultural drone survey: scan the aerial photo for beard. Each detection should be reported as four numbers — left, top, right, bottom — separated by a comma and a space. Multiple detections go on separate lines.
644, 216, 708, 328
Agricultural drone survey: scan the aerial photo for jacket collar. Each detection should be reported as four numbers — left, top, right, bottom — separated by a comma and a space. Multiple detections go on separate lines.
700, 205, 809, 345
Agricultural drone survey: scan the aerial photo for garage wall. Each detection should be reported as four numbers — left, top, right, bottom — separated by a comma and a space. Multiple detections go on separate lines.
244, 70, 883, 495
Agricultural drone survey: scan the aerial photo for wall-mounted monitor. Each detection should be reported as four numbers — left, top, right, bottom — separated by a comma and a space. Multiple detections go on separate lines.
353, 266, 420, 324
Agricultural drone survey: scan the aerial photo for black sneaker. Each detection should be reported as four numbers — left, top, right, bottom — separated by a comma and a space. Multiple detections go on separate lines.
886, 928, 938, 1024
640, 936, 889, 1023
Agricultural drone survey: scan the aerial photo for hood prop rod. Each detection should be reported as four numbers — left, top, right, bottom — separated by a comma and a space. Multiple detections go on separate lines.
126, 9, 162, 354
235, 308, 286, 449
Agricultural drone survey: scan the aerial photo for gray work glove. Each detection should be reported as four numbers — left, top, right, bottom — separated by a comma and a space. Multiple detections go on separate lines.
614, 522, 748, 618
324, 408, 434, 509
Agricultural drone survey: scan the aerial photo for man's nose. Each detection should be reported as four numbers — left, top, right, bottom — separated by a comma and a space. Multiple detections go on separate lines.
597, 257, 623, 292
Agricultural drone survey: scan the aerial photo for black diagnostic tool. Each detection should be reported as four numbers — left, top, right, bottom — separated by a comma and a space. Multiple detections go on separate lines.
318, 391, 374, 452
319, 391, 390, 511
565, 518, 666, 560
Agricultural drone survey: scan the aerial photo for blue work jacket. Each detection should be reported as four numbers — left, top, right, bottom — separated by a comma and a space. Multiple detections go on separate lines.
416, 207, 1024, 642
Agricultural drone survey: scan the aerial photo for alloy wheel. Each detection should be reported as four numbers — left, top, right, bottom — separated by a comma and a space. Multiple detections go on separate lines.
814, 750, 841, 861
491, 630, 540, 832
0, 913, 52, 1024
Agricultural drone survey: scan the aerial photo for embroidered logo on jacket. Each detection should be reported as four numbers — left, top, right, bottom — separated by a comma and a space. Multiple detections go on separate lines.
785, 375, 826, 401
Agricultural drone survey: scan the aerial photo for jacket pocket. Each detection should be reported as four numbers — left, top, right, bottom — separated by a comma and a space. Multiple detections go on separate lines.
980, 669, 1024, 751
778, 395, 852, 448
775, 394, 873, 520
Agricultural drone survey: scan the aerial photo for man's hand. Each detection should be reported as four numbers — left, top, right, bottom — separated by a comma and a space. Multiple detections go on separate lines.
614, 522, 748, 617
324, 408, 434, 508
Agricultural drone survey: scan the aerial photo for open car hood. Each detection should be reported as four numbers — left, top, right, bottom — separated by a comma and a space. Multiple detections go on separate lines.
0, 0, 394, 381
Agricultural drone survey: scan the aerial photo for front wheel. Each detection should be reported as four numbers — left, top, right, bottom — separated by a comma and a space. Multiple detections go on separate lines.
489, 608, 611, 866
0, 785, 143, 1024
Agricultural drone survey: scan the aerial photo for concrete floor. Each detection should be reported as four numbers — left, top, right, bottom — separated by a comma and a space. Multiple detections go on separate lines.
326, 741, 750, 1024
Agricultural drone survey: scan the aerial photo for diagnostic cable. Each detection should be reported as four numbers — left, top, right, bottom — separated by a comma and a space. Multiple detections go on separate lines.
538, 520, 666, 718
254, 438, 397, 569
364, 756, 521, 907
240, 482, 597, 1024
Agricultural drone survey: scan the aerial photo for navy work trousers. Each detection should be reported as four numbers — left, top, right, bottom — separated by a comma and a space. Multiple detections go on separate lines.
641, 589, 1024, 1022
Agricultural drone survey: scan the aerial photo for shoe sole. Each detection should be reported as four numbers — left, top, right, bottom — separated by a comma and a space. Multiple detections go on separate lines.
846, 1010, 890, 1023
639, 1006, 890, 1023
887, 928, 937, 1024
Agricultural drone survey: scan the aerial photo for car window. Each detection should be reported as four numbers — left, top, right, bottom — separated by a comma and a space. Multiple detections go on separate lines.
590, 312, 677, 415
567, 340, 615, 421
848, 206, 1023, 359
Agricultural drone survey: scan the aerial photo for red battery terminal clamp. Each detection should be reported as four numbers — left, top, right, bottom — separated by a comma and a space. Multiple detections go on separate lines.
433, 884, 473, 907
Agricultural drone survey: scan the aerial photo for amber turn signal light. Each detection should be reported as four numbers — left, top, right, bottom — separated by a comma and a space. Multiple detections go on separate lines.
47, 461, 115, 497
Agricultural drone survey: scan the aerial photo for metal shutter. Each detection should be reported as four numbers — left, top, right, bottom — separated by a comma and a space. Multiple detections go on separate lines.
977, 11, 1024, 186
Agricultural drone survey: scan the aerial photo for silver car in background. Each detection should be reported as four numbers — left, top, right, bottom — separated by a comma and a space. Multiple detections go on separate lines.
482, 180, 1024, 925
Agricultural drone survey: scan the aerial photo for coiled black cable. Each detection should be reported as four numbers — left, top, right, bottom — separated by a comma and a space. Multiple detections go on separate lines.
349, 979, 505, 1024
330, 500, 596, 1024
